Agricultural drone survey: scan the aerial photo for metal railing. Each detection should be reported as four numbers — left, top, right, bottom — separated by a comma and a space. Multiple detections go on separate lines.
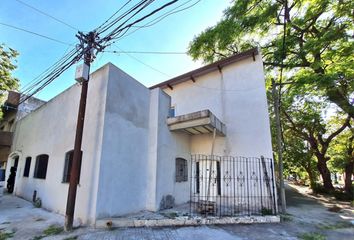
190, 154, 277, 217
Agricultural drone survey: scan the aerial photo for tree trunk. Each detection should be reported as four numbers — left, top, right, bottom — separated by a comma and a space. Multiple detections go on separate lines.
305, 167, 316, 190
317, 159, 334, 191
344, 161, 353, 195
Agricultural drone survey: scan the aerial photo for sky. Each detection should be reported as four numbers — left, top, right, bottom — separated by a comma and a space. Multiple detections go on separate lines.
0, 0, 230, 101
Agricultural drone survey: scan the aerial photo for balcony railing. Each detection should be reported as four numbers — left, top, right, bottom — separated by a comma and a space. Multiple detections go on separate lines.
167, 110, 226, 136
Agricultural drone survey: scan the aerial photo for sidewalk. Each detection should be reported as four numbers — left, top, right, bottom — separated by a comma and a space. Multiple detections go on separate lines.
0, 184, 353, 239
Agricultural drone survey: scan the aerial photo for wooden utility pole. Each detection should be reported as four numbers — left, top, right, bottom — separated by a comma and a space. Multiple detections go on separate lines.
272, 78, 286, 214
64, 31, 95, 231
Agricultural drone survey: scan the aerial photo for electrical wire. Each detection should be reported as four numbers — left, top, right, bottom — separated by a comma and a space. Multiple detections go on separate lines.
94, 0, 134, 32
103, 50, 186, 55
0, 22, 73, 46
14, 0, 79, 31
17, 0, 181, 103
116, 47, 171, 77
97, 0, 153, 35
20, 44, 75, 91
106, 0, 200, 44
100, 0, 179, 47
134, 0, 201, 28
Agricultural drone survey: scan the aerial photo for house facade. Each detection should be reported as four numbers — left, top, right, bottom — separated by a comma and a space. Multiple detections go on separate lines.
5, 48, 276, 225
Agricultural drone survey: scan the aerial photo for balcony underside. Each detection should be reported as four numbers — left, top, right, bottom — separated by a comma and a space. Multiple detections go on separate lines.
167, 110, 226, 136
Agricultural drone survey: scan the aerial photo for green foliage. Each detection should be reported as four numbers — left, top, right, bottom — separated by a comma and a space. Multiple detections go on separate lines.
0, 231, 14, 240
317, 221, 353, 230
280, 213, 293, 222
261, 207, 273, 215
189, 0, 354, 117
0, 44, 19, 119
298, 232, 326, 240
42, 225, 63, 236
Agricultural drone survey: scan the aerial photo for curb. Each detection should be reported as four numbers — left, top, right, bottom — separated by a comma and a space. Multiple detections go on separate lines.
95, 215, 280, 229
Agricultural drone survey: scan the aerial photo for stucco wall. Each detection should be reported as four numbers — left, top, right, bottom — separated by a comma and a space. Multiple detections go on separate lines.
95, 64, 151, 218
8, 64, 109, 224
163, 53, 273, 159
147, 89, 191, 211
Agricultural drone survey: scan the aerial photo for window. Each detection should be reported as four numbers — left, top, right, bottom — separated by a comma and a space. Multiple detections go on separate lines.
169, 106, 175, 117
62, 150, 82, 183
176, 158, 188, 182
23, 157, 31, 177
33, 154, 49, 179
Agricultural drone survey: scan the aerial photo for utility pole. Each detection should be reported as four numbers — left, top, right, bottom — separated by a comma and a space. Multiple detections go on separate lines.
64, 31, 97, 231
272, 78, 286, 214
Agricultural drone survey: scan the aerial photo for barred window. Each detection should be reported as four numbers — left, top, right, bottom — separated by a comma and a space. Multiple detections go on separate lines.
176, 158, 188, 182
62, 150, 82, 183
33, 154, 48, 179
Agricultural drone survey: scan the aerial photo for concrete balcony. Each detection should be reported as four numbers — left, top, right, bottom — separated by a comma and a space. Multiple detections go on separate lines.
167, 110, 226, 136
0, 131, 13, 147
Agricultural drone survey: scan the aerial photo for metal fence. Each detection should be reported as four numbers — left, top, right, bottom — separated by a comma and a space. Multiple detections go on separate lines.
190, 154, 277, 217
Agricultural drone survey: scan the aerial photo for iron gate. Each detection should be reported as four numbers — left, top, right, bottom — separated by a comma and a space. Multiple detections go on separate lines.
190, 154, 277, 217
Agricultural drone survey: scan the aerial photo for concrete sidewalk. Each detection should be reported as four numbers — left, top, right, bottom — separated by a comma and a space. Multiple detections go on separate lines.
0, 184, 353, 240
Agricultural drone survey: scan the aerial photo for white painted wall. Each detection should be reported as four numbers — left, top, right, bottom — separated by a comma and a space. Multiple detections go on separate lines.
162, 52, 276, 208
7, 51, 275, 223
8, 64, 109, 224
163, 53, 273, 159
95, 64, 151, 218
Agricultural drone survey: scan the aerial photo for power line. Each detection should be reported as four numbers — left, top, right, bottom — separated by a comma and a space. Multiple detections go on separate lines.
0, 22, 73, 46
135, 0, 201, 28
14, 0, 79, 31
94, 0, 134, 32
100, 0, 179, 44
107, 0, 201, 44
18, 0, 180, 102
104, 50, 186, 55
116, 46, 171, 77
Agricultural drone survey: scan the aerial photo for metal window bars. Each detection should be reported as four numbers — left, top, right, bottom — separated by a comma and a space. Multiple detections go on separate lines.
189, 154, 277, 217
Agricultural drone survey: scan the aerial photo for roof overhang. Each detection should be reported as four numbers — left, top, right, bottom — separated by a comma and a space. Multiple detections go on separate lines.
167, 110, 226, 136
150, 48, 258, 90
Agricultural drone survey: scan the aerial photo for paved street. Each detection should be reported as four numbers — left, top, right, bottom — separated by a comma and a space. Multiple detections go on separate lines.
0, 183, 353, 240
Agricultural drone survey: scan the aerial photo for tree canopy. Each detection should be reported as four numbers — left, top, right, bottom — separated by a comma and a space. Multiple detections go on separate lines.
189, 0, 354, 118
189, 0, 353, 197
0, 44, 19, 119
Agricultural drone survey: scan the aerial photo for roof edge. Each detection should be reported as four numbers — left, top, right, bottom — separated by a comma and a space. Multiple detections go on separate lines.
149, 48, 259, 90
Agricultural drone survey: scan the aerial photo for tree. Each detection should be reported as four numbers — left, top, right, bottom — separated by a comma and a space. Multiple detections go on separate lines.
328, 121, 354, 195
188, 0, 354, 118
0, 44, 19, 119
283, 131, 318, 189
280, 88, 349, 191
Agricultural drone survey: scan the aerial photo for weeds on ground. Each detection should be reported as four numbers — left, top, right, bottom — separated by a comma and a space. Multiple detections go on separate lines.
317, 221, 353, 230
298, 232, 326, 240
32, 225, 64, 240
280, 213, 293, 222
261, 208, 273, 215
161, 212, 178, 219
0, 230, 14, 240
43, 225, 63, 235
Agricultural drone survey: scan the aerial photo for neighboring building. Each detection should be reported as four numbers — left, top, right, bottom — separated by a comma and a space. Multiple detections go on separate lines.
0, 92, 45, 169
5, 48, 277, 225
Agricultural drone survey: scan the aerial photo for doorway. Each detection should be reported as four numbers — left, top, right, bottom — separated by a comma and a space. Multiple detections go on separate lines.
7, 155, 19, 193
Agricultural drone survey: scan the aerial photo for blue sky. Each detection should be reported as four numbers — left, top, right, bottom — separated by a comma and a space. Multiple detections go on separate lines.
0, 0, 230, 101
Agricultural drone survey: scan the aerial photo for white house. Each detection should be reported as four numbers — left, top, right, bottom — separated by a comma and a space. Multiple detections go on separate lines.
5, 48, 277, 225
